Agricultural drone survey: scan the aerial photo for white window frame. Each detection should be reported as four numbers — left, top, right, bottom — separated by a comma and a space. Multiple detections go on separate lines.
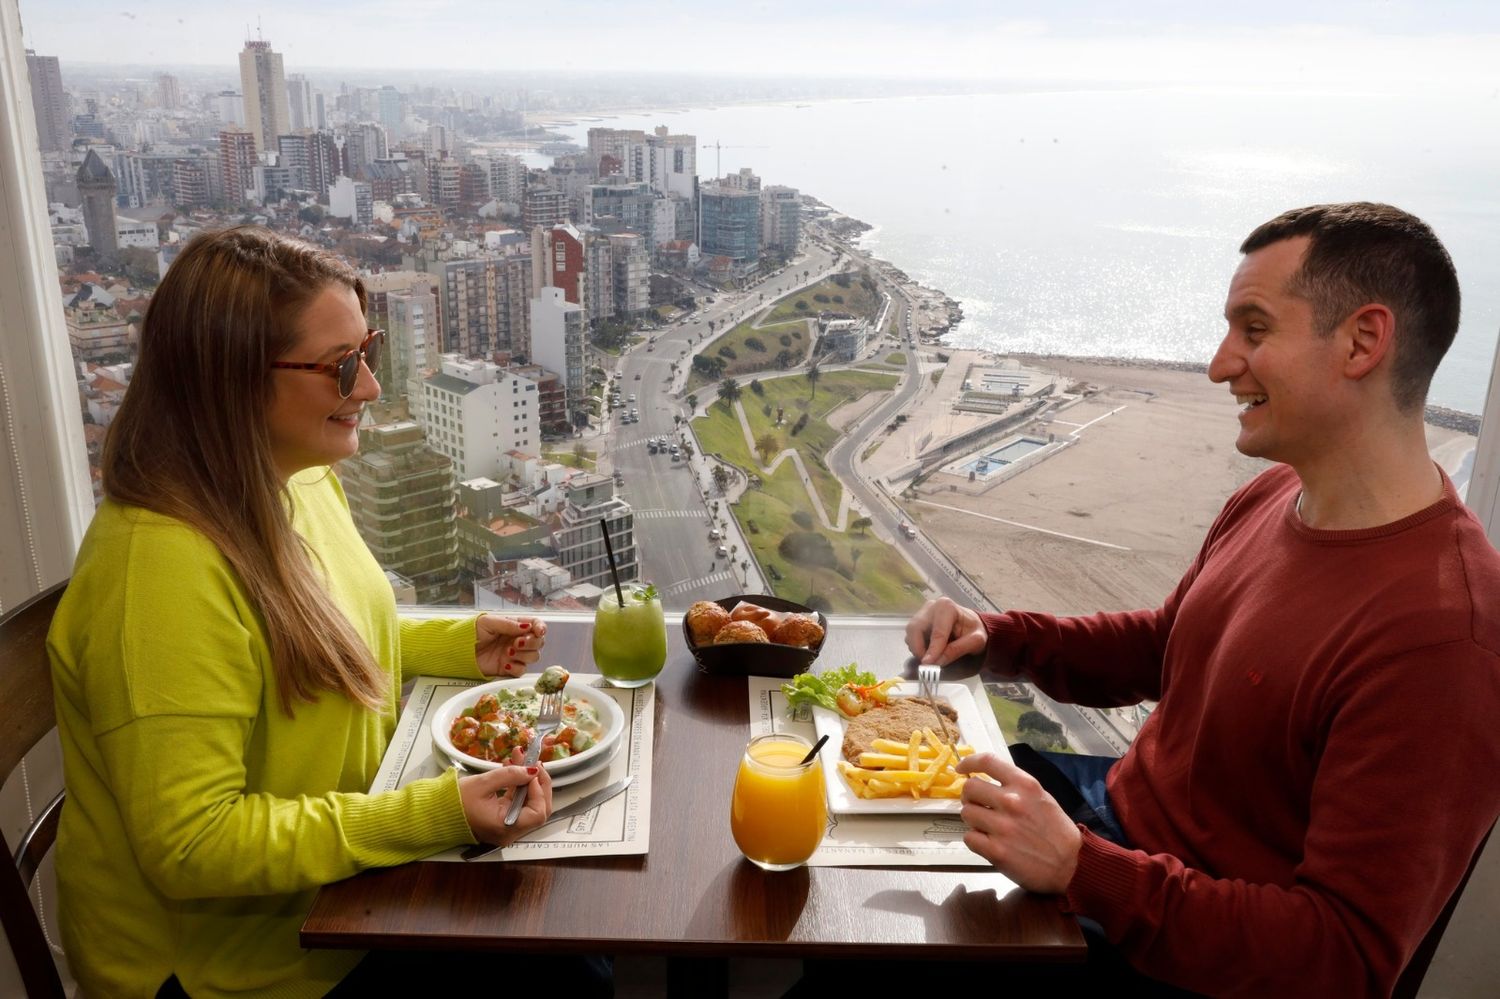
2, 0, 1498, 613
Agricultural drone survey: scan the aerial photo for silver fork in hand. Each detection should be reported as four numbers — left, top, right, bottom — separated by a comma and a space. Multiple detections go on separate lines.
917, 663, 955, 746
504, 690, 562, 827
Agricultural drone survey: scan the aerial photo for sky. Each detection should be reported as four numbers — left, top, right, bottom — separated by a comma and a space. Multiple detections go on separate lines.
18, 1, 1500, 92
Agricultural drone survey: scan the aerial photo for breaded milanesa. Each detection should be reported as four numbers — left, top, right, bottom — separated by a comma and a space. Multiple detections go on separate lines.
841, 697, 958, 762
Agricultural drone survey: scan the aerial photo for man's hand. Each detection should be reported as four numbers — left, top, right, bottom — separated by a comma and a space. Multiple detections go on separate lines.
458, 763, 554, 848
905, 597, 987, 666
475, 615, 547, 677
956, 752, 1082, 894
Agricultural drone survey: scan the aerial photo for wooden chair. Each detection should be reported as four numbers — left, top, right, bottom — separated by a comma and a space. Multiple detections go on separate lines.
0, 581, 69, 998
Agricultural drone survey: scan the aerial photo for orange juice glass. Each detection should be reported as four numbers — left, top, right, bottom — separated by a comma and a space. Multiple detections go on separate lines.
730, 733, 827, 871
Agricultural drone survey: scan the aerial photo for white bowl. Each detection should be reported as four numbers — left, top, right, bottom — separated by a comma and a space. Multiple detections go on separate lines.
430, 678, 625, 774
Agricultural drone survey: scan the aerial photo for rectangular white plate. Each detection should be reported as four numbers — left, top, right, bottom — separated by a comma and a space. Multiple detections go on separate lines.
812, 681, 1000, 814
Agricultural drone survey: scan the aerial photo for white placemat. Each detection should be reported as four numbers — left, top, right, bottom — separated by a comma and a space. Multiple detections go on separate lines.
372, 674, 652, 862
748, 674, 1015, 875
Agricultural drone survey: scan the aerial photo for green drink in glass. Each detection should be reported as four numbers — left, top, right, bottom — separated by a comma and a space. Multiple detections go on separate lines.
593, 583, 667, 687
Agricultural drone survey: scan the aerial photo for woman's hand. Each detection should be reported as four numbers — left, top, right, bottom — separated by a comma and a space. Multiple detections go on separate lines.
475, 615, 547, 677
458, 764, 554, 848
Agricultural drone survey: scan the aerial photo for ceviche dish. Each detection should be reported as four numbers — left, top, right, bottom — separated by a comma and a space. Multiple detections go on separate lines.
448, 677, 601, 764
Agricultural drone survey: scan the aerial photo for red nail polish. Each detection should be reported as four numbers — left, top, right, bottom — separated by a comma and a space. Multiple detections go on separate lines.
526, 766, 538, 775
519, 621, 531, 630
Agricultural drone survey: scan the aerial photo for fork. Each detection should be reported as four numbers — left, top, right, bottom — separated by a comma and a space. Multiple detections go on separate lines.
504, 691, 562, 827
917, 663, 956, 746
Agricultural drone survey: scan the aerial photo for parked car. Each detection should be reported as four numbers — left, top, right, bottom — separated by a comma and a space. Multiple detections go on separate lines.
647, 441, 658, 454
715, 545, 729, 558
709, 528, 722, 541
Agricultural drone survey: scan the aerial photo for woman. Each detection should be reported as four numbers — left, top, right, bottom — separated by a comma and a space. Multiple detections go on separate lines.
47, 226, 554, 998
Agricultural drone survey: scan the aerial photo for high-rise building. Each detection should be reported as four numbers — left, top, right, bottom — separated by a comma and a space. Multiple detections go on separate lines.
25, 51, 69, 153
387, 284, 439, 404
339, 422, 460, 604
481, 153, 526, 205
530, 223, 586, 306
530, 287, 586, 427
238, 39, 290, 153
286, 73, 314, 131
761, 185, 801, 256
215, 91, 246, 126
171, 158, 211, 209
428, 158, 463, 209
328, 175, 373, 225
343, 122, 388, 179
608, 233, 650, 318
584, 179, 653, 235
699, 184, 761, 268
552, 475, 638, 589
376, 86, 403, 136
278, 130, 339, 200
647, 126, 697, 201
423, 124, 450, 163
155, 73, 181, 110
418, 356, 542, 480
76, 150, 118, 257
587, 125, 697, 201
440, 255, 533, 358
217, 127, 257, 207
522, 188, 568, 232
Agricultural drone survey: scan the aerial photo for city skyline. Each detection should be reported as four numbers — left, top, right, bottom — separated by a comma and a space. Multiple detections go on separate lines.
19, 2, 1500, 92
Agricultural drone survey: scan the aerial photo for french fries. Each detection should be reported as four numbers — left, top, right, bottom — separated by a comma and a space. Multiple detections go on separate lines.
838, 728, 974, 800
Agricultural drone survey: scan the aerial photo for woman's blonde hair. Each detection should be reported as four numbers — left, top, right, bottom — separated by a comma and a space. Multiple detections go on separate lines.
103, 225, 386, 714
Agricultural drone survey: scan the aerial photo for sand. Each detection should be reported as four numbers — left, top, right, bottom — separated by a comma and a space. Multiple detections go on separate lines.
887, 353, 1478, 616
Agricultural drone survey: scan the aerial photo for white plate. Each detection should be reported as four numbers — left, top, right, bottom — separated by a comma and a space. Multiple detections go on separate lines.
812, 681, 998, 814
436, 732, 623, 788
431, 678, 625, 775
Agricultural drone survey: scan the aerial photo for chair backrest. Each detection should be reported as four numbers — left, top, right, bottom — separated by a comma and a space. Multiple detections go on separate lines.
0, 581, 68, 999
1391, 824, 1494, 999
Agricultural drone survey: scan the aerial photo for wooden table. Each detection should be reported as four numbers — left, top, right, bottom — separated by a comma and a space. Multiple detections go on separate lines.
301, 614, 1084, 965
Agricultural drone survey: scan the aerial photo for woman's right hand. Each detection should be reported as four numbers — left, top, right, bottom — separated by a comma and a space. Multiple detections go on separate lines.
458, 764, 554, 848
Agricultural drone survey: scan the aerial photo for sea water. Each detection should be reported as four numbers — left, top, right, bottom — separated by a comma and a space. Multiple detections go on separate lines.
558, 88, 1500, 414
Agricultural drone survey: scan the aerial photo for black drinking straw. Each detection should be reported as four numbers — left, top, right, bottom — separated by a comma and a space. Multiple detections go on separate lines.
800, 734, 830, 765
598, 518, 626, 606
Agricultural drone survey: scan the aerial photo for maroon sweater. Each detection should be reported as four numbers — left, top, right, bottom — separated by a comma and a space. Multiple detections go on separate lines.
983, 463, 1500, 997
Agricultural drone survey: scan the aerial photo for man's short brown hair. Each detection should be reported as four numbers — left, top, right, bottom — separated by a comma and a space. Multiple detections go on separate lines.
1240, 203, 1460, 413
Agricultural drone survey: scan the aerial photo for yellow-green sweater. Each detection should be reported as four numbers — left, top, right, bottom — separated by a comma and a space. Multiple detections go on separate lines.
48, 469, 483, 998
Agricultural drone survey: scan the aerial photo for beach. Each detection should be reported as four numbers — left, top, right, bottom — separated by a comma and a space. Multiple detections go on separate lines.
872, 351, 1479, 616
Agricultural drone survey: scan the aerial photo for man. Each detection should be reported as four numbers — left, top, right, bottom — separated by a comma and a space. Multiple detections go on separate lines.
908, 203, 1500, 996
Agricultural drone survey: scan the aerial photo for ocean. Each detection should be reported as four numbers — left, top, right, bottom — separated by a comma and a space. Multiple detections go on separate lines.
553, 89, 1500, 415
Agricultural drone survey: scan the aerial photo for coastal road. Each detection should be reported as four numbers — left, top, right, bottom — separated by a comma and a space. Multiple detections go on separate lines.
609, 243, 838, 600
827, 244, 1122, 757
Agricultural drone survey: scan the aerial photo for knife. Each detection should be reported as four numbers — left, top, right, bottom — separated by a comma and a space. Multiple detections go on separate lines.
461, 776, 635, 861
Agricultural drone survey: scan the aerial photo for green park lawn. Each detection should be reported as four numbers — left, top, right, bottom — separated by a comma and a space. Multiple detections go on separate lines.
761, 271, 882, 326
685, 319, 811, 393
692, 369, 925, 614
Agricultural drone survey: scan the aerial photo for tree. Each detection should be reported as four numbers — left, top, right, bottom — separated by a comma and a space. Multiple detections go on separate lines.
806, 363, 822, 399
852, 516, 873, 536
680, 438, 694, 460
717, 377, 741, 409
573, 442, 588, 463
708, 319, 716, 334
686, 393, 699, 413
712, 465, 730, 493
754, 432, 780, 464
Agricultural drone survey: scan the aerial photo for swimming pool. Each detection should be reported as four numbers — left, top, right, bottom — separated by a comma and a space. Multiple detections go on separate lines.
957, 436, 1048, 477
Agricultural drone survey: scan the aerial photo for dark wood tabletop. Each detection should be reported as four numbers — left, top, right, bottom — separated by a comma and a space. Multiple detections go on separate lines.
300, 613, 1085, 963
